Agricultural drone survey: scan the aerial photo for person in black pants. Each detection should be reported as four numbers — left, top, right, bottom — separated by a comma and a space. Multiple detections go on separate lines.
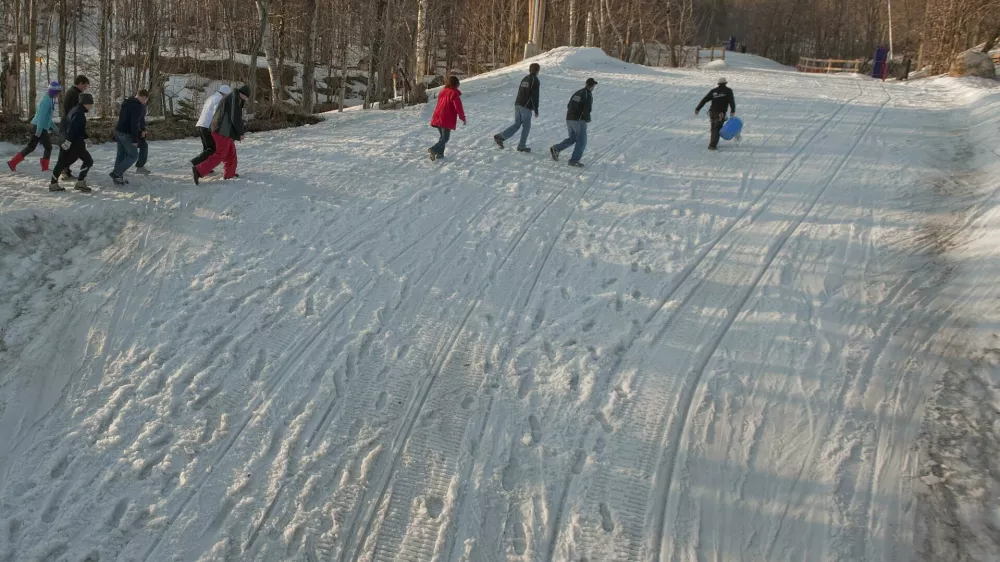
192, 84, 232, 167
58, 75, 90, 180
50, 93, 94, 193
695, 77, 736, 150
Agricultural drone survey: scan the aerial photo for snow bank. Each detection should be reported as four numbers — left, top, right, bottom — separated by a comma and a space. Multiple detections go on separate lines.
722, 51, 796, 72
911, 77, 1000, 561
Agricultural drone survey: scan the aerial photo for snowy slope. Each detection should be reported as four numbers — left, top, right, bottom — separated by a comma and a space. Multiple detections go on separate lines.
0, 47, 994, 562
904, 77, 1000, 561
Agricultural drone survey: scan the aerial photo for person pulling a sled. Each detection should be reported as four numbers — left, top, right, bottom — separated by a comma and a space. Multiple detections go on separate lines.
493, 63, 540, 152
8, 81, 61, 173
550, 77, 596, 167
428, 76, 466, 161
695, 77, 736, 151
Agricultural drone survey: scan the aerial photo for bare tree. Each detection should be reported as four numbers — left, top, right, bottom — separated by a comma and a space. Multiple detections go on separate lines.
300, 0, 319, 112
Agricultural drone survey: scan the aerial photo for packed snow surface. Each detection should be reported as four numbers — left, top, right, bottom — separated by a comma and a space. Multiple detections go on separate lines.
1, 47, 998, 561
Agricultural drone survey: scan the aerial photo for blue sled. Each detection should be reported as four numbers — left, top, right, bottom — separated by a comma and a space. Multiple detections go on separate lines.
720, 116, 743, 141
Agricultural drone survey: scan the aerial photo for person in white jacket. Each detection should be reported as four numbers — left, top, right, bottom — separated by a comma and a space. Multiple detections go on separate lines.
191, 84, 232, 167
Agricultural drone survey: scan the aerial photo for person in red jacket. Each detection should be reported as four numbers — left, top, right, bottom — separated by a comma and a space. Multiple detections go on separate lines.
428, 76, 466, 161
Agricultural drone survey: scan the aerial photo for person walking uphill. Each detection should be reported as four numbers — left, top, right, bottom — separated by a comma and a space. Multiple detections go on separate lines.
192, 84, 232, 168
695, 77, 736, 151
110, 90, 150, 186
50, 93, 94, 193
193, 85, 249, 184
59, 75, 89, 181
427, 76, 466, 161
493, 63, 540, 152
550, 77, 596, 167
8, 81, 61, 172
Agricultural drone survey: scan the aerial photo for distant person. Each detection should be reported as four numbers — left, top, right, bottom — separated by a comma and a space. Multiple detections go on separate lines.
493, 62, 540, 152
740, 44, 747, 54
50, 93, 94, 193
549, 77, 596, 167
193, 84, 250, 184
110, 89, 150, 185
695, 77, 736, 151
59, 75, 90, 181
192, 84, 232, 170
427, 75, 466, 161
8, 81, 61, 172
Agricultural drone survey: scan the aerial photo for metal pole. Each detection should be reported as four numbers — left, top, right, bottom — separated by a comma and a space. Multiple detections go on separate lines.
887, 0, 894, 60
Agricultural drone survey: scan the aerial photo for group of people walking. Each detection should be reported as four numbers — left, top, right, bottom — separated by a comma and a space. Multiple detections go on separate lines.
6, 75, 250, 193
427, 63, 598, 167
7, 66, 736, 194
428, 65, 736, 162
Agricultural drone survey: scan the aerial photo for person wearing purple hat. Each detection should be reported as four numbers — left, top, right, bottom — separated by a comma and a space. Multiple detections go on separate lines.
8, 81, 61, 172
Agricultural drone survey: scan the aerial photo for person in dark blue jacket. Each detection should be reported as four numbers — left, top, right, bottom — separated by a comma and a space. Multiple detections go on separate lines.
50, 93, 94, 193
493, 63, 540, 152
110, 90, 149, 185
550, 77, 596, 167
58, 75, 89, 181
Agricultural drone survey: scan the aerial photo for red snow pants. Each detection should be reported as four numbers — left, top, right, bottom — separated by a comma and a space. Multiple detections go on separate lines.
195, 133, 238, 179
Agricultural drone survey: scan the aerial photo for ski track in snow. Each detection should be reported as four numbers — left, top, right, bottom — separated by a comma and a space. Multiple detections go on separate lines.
0, 48, 990, 561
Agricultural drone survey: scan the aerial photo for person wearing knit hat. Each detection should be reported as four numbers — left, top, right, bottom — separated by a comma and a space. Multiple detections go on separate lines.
7, 81, 62, 172
193, 84, 250, 184
191, 84, 233, 168
50, 92, 94, 193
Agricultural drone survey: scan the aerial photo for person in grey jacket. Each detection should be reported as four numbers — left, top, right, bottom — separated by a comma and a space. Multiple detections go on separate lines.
193, 84, 249, 184
493, 63, 540, 152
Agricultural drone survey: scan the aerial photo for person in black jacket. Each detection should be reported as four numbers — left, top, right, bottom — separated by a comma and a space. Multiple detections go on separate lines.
549, 77, 596, 167
110, 90, 150, 185
193, 84, 249, 184
695, 77, 736, 150
58, 75, 90, 181
50, 93, 94, 193
493, 63, 540, 152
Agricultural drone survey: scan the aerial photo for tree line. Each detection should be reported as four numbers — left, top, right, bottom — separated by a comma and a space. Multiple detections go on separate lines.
0, 0, 997, 119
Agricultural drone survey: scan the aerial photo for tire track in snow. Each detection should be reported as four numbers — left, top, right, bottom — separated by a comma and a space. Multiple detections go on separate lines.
329, 82, 680, 562
544, 81, 875, 561
655, 84, 892, 561
238, 192, 503, 557
344, 86, 693, 562
139, 184, 494, 562
432, 91, 695, 562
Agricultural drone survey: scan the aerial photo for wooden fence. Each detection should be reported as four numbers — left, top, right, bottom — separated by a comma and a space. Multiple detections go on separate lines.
645, 45, 726, 68
796, 57, 863, 74
698, 47, 727, 65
